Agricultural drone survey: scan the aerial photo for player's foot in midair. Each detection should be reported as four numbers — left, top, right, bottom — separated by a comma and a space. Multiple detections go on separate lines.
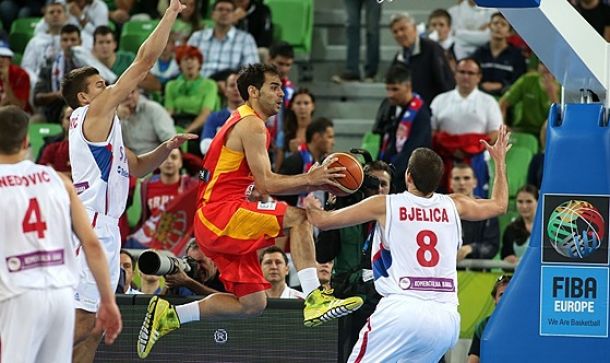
137, 296, 181, 359
303, 288, 363, 327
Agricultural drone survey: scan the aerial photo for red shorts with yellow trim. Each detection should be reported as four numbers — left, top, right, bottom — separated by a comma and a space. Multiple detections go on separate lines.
194, 199, 288, 297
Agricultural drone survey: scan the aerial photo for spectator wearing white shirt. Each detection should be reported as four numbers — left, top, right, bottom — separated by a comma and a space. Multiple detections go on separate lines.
448, 0, 496, 60
260, 246, 305, 299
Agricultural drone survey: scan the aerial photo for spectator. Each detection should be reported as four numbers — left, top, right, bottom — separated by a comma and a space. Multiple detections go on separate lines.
92, 25, 135, 77
332, 0, 380, 83
165, 45, 218, 136
0, 0, 44, 33
138, 270, 162, 294
501, 185, 538, 264
468, 274, 511, 363
427, 8, 456, 72
472, 12, 527, 97
120, 249, 142, 294
316, 260, 333, 291
499, 62, 559, 138
187, 0, 259, 77
118, 89, 176, 155
22, 1, 67, 86
372, 64, 431, 193
173, 0, 203, 44
33, 24, 82, 124
448, 0, 495, 60
233, 0, 273, 54
200, 71, 243, 155
65, 0, 109, 38
142, 31, 180, 95
451, 163, 500, 261
0, 42, 30, 112
37, 105, 72, 176
527, 120, 547, 190
260, 246, 305, 299
430, 57, 502, 195
573, 0, 610, 41
389, 12, 454, 106
164, 239, 225, 296
283, 88, 316, 156
278, 117, 335, 207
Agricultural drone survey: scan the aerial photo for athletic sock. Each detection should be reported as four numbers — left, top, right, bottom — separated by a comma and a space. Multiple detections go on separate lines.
175, 301, 201, 324
298, 267, 321, 296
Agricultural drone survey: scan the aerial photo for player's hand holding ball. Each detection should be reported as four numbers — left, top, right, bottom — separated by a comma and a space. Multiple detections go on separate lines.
320, 152, 364, 197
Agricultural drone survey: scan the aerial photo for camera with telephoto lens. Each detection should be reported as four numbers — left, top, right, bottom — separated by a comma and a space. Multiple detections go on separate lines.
138, 249, 198, 278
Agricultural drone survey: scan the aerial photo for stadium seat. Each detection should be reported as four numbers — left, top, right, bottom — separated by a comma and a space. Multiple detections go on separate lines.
488, 145, 534, 198
28, 123, 63, 160
119, 33, 148, 53
360, 132, 380, 160
264, 0, 313, 55
510, 131, 538, 155
128, 178, 142, 228
121, 19, 160, 36
9, 17, 40, 54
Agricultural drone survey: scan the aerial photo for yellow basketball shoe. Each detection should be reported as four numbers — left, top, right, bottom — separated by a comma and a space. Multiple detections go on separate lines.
303, 288, 364, 327
137, 296, 181, 359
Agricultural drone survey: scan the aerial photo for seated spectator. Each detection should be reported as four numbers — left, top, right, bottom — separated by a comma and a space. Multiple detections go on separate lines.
66, 0, 109, 39
92, 25, 135, 77
447, 0, 495, 60
33, 24, 82, 123
118, 89, 176, 155
22, 1, 67, 87
164, 239, 225, 296
187, 0, 259, 77
260, 246, 304, 299
499, 62, 559, 138
283, 89, 316, 155
430, 57, 502, 195
148, 32, 181, 92
316, 260, 333, 291
472, 12, 526, 97
164, 45, 218, 136
200, 71, 242, 155
527, 120, 547, 190
372, 64, 431, 193
427, 9, 456, 72
120, 249, 142, 294
0, 42, 30, 112
501, 185, 539, 264
451, 163, 500, 261
138, 270, 162, 295
37, 105, 72, 176
233, 0, 273, 60
389, 12, 454, 106
468, 274, 512, 363
173, 0, 203, 44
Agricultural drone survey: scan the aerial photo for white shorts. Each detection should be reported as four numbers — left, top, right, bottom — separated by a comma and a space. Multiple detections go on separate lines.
0, 287, 75, 363
348, 294, 460, 363
74, 212, 121, 313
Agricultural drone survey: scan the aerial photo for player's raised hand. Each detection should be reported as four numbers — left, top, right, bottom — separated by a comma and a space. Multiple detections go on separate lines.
95, 299, 123, 345
481, 124, 511, 164
168, 0, 187, 14
307, 157, 345, 188
165, 133, 198, 150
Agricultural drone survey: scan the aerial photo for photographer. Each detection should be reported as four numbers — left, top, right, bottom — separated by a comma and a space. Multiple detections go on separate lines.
163, 240, 225, 297
316, 156, 392, 363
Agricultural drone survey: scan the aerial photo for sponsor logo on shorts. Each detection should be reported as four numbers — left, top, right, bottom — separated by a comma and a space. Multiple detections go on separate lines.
6, 249, 65, 273
257, 201, 277, 211
398, 276, 455, 292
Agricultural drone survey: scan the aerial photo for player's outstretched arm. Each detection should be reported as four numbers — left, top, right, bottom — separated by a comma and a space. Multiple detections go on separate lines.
87, 0, 185, 124
125, 133, 198, 177
452, 124, 511, 221
304, 194, 386, 231
58, 174, 122, 344
241, 117, 345, 195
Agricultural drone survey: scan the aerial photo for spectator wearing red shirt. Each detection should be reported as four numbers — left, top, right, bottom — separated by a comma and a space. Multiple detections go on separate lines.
0, 41, 30, 112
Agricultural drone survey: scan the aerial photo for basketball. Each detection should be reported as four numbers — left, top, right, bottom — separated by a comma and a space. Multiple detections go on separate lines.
324, 152, 364, 196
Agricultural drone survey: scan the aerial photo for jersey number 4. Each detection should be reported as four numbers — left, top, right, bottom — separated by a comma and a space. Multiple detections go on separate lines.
22, 198, 47, 238
416, 230, 439, 267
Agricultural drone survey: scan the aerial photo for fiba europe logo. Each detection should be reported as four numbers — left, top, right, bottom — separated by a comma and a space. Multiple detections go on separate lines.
547, 200, 605, 259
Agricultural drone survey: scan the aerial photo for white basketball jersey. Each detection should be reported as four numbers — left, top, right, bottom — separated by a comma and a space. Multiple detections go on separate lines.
0, 161, 78, 301
372, 192, 462, 305
69, 105, 129, 219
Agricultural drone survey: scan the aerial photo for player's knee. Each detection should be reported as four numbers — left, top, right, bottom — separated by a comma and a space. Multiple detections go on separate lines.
285, 206, 307, 227
241, 297, 267, 318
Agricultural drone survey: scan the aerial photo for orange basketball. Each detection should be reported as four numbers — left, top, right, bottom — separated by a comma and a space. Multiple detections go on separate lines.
325, 152, 364, 197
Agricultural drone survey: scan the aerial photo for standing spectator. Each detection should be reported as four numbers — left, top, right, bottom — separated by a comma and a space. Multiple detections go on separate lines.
372, 64, 431, 193
34, 24, 82, 124
573, 0, 610, 41
118, 89, 176, 155
430, 57, 502, 194
233, 0, 273, 56
472, 12, 527, 98
427, 9, 456, 72
187, 0, 259, 77
501, 185, 538, 264
37, 105, 73, 176
332, 0, 380, 83
0, 42, 30, 112
451, 163, 500, 261
200, 71, 243, 155
260, 246, 305, 299
389, 12, 454, 106
448, 0, 495, 60
92, 25, 135, 77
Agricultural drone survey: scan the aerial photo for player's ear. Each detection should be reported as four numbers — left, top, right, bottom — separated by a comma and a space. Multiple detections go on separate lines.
77, 91, 89, 106
247, 85, 259, 99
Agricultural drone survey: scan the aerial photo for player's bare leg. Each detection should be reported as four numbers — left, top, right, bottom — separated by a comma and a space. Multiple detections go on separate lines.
72, 309, 103, 363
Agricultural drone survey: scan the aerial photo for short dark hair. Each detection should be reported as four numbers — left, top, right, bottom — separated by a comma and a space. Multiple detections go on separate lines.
364, 160, 393, 180
236, 63, 280, 101
407, 148, 444, 195
491, 11, 506, 22
385, 64, 411, 85
492, 275, 511, 298
93, 25, 115, 43
269, 41, 294, 60
0, 106, 29, 155
451, 162, 475, 175
259, 246, 288, 265
306, 117, 333, 143
214, 0, 235, 11
428, 8, 452, 26
120, 249, 135, 270
186, 238, 200, 254
61, 66, 100, 109
456, 57, 482, 74
61, 23, 81, 37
